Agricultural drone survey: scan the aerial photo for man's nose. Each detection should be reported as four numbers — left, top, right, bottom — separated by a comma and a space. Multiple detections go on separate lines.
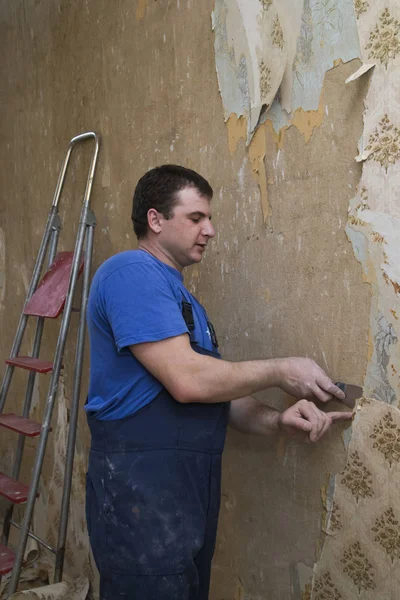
203, 220, 215, 238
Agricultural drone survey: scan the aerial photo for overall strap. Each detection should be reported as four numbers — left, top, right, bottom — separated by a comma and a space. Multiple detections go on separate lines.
181, 296, 219, 351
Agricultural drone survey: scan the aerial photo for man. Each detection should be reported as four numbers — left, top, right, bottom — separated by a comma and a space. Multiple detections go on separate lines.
85, 165, 351, 600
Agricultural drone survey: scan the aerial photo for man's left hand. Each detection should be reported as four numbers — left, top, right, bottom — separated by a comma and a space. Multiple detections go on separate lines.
278, 399, 352, 442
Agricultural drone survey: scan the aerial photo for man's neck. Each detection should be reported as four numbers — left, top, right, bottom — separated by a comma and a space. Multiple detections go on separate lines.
138, 241, 183, 272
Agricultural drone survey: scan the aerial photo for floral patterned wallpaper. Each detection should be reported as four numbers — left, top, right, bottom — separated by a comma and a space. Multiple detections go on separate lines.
366, 8, 400, 67
347, 0, 400, 407
310, 399, 400, 599
310, 2, 400, 595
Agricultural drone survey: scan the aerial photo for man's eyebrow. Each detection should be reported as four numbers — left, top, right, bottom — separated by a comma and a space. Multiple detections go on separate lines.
188, 211, 212, 219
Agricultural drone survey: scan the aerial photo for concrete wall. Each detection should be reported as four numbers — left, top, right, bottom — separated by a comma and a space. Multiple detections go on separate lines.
2, 1, 398, 598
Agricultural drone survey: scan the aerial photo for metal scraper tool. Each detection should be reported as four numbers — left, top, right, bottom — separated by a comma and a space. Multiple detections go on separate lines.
335, 382, 363, 409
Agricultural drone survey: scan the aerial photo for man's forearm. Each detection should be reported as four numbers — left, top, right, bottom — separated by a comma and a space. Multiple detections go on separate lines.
228, 395, 281, 436
173, 353, 285, 404
131, 334, 345, 405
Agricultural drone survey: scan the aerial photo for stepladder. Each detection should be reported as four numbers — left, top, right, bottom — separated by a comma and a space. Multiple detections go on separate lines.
0, 132, 100, 597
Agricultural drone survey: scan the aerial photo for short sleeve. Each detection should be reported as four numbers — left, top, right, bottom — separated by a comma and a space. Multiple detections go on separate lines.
100, 262, 189, 352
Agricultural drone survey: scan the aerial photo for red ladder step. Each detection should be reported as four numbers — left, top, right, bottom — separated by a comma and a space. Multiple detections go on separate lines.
0, 472, 39, 504
0, 544, 15, 575
24, 251, 84, 319
5, 357, 54, 373
0, 414, 42, 437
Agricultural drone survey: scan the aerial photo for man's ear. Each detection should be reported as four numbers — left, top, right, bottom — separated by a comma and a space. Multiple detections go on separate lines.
147, 208, 163, 234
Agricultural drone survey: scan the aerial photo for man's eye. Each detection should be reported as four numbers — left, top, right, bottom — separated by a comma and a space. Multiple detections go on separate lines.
191, 218, 200, 223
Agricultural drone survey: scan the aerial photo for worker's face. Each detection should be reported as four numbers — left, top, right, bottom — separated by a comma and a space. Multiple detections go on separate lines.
159, 187, 215, 269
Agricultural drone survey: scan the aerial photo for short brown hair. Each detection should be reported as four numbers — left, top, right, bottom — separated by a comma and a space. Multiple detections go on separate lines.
131, 165, 213, 238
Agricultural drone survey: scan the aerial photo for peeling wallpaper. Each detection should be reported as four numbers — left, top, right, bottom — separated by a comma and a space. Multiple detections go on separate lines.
213, 0, 400, 407
213, 0, 361, 137
212, 0, 400, 598
212, 0, 287, 141
346, 2, 400, 406
309, 6, 400, 592
269, 0, 361, 129
213, 0, 362, 223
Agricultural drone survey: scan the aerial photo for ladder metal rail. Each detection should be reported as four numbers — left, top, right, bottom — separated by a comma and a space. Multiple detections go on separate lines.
1, 132, 99, 597
6, 521, 56, 554
51, 132, 99, 211
55, 213, 95, 582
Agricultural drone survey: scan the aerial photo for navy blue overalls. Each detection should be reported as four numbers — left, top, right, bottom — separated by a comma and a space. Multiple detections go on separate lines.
86, 301, 229, 599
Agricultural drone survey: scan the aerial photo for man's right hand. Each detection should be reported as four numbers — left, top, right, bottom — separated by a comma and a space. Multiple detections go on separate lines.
276, 357, 346, 404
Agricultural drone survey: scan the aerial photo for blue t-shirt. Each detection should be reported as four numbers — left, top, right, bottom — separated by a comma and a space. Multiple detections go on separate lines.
85, 249, 217, 420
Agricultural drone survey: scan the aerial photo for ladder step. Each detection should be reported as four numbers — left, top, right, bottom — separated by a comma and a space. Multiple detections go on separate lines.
24, 251, 84, 319
5, 357, 54, 373
0, 472, 39, 504
0, 544, 15, 575
0, 414, 43, 437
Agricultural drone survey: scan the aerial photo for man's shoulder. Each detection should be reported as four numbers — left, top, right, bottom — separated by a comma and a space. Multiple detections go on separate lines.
94, 250, 162, 283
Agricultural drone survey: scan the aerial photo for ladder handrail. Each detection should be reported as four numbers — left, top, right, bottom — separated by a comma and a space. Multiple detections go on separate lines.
52, 132, 99, 210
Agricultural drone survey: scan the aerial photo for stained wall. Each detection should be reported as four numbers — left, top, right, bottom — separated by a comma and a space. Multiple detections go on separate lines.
1, 0, 396, 598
